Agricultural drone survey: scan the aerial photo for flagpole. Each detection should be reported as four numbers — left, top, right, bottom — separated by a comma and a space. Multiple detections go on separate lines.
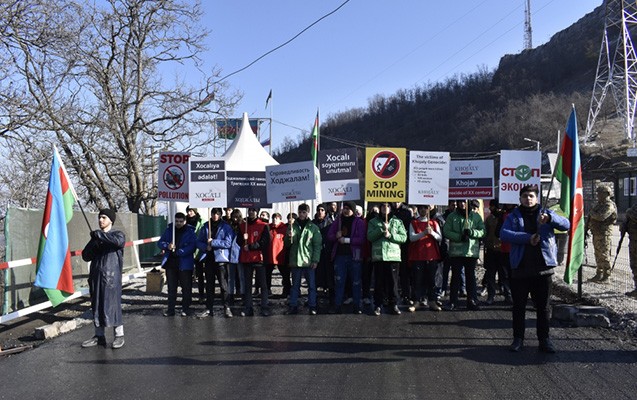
54, 145, 93, 232
269, 92, 273, 156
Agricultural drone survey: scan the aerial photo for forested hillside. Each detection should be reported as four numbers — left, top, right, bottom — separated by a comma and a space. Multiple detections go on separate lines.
275, 4, 618, 165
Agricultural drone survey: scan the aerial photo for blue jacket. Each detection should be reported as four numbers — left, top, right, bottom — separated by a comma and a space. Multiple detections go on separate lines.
500, 207, 570, 269
158, 224, 197, 271
196, 220, 235, 263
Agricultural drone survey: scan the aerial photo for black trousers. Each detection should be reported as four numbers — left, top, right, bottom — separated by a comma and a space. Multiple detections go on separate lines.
373, 261, 400, 307
510, 274, 552, 340
203, 260, 230, 310
166, 267, 193, 313
484, 249, 511, 297
242, 263, 269, 310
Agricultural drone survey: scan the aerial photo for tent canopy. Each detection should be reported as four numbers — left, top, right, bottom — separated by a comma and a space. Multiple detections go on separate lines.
223, 112, 278, 170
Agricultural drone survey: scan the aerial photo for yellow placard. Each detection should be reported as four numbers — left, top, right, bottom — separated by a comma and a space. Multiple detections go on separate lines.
365, 147, 406, 202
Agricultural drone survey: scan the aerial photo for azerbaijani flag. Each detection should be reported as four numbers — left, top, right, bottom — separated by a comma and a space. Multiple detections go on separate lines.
34, 146, 77, 306
310, 110, 319, 166
554, 106, 585, 284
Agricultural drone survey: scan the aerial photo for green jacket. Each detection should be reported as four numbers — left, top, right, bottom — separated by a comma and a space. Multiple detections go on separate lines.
443, 210, 485, 258
367, 215, 407, 262
284, 219, 322, 267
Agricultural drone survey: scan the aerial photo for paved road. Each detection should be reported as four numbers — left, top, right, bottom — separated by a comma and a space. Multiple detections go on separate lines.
2, 302, 637, 400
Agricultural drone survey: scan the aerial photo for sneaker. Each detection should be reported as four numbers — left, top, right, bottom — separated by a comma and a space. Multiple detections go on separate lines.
407, 305, 416, 312
353, 307, 362, 314
260, 309, 271, 317
343, 297, 353, 305
429, 302, 442, 311
112, 336, 125, 349
538, 338, 556, 354
626, 289, 637, 298
446, 303, 457, 311
373, 307, 382, 316
180, 310, 194, 317
241, 308, 254, 317
197, 309, 211, 319
588, 273, 603, 282
81, 336, 106, 348
162, 310, 175, 317
309, 308, 317, 316
419, 300, 428, 307
285, 306, 299, 315
392, 305, 401, 315
509, 338, 524, 352
598, 274, 610, 283
224, 307, 233, 318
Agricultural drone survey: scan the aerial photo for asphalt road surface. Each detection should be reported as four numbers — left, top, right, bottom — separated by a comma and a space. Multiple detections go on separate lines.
2, 302, 637, 400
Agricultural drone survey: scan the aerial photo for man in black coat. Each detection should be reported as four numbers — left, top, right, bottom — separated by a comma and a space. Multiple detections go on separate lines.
81, 209, 126, 349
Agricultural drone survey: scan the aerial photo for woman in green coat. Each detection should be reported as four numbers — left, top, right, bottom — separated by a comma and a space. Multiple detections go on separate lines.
367, 203, 408, 316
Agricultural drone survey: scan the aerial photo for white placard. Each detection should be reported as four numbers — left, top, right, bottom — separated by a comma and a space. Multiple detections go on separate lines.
499, 150, 542, 204
266, 161, 317, 203
188, 158, 227, 207
408, 151, 450, 205
449, 160, 494, 199
158, 152, 190, 202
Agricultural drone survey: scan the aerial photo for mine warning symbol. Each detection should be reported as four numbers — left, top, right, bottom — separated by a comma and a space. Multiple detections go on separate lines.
163, 165, 185, 190
371, 150, 400, 179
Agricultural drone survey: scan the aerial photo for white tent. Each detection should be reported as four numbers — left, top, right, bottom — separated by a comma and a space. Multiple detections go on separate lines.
223, 112, 278, 169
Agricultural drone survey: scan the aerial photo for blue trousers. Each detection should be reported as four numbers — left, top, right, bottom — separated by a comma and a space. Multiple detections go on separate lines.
290, 267, 317, 308
334, 255, 362, 307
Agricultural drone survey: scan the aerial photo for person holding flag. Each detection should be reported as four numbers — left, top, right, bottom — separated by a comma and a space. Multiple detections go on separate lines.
81, 209, 126, 349
501, 185, 569, 353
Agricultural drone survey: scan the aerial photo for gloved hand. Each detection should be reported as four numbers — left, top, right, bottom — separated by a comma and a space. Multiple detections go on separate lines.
461, 229, 471, 241
90, 230, 100, 240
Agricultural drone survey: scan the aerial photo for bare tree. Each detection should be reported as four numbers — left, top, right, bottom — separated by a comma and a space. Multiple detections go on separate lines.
0, 0, 239, 213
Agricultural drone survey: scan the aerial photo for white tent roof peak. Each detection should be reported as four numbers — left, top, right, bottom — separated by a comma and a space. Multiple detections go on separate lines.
223, 112, 278, 170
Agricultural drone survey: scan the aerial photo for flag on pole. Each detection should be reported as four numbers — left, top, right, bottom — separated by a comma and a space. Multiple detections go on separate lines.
310, 110, 319, 166
265, 89, 272, 109
34, 146, 77, 306
554, 106, 584, 284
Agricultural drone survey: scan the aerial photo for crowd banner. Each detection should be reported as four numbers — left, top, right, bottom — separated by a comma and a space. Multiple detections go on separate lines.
499, 150, 542, 204
226, 170, 270, 208
408, 151, 450, 205
319, 148, 360, 202
266, 160, 318, 203
157, 152, 190, 202
449, 159, 494, 199
188, 158, 227, 207
365, 147, 407, 203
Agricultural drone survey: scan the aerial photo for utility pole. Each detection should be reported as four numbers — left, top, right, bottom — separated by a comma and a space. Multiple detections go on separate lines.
524, 0, 533, 50
586, 0, 637, 145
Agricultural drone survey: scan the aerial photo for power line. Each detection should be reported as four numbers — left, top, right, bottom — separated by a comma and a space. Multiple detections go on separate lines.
214, 0, 351, 85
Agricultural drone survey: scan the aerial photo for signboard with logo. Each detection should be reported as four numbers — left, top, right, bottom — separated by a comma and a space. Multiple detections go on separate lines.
408, 151, 450, 205
158, 152, 190, 202
449, 159, 494, 199
188, 158, 227, 207
266, 160, 318, 203
226, 171, 270, 208
319, 148, 360, 201
499, 150, 542, 204
365, 147, 407, 202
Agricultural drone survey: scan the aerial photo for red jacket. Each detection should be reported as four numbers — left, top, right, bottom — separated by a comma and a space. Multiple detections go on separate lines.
267, 222, 287, 265
238, 218, 269, 264
408, 219, 442, 262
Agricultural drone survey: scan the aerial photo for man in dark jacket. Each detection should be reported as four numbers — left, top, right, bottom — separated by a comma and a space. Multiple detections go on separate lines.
158, 212, 197, 317
81, 209, 126, 349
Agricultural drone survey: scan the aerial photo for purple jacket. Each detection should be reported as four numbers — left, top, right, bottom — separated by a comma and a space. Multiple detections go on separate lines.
327, 215, 367, 261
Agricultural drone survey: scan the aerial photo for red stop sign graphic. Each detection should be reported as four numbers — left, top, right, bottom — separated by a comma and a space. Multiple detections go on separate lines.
371, 150, 400, 179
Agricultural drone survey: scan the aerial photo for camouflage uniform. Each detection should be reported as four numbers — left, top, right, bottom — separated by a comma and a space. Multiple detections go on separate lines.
625, 205, 637, 295
588, 185, 617, 281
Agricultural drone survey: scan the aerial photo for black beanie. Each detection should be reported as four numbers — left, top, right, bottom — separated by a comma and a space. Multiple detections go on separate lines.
99, 209, 117, 223
343, 201, 357, 212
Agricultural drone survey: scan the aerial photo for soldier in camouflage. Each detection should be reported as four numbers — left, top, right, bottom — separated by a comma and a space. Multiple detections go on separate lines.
624, 204, 637, 296
587, 185, 617, 283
